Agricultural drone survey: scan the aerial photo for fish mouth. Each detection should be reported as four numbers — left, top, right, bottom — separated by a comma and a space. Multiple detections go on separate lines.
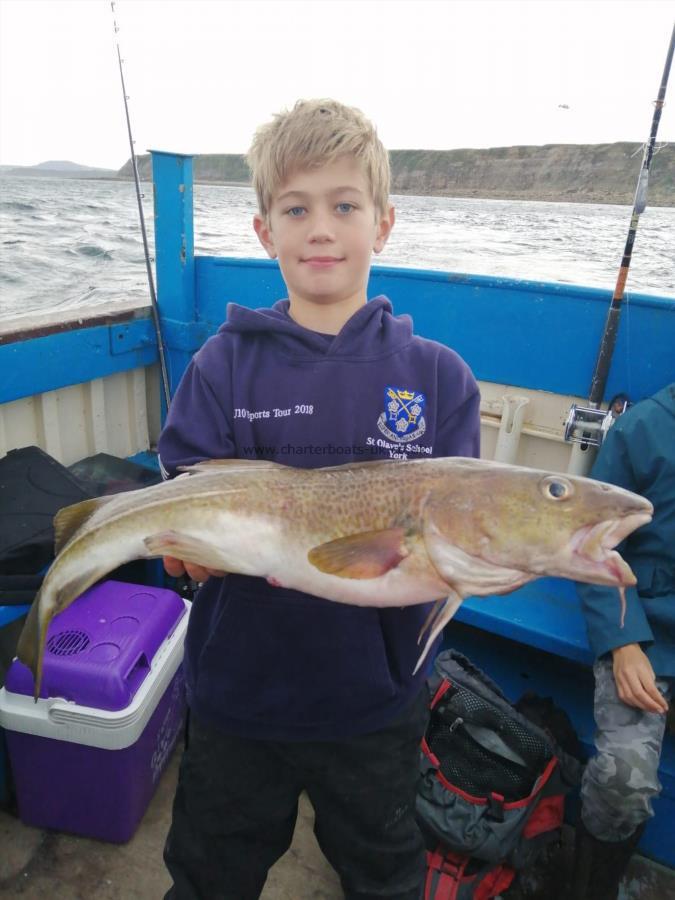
571, 510, 653, 585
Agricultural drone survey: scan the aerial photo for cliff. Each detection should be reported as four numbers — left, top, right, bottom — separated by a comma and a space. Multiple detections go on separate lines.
119, 143, 675, 206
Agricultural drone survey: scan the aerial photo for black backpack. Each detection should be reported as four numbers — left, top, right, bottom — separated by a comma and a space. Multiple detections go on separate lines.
417, 650, 582, 899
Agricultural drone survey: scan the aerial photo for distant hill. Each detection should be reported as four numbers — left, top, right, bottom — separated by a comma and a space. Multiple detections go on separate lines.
118, 143, 675, 206
118, 153, 250, 184
2, 160, 117, 178
35, 160, 95, 171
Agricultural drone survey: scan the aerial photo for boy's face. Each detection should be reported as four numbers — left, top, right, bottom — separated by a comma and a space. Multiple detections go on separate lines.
254, 156, 394, 313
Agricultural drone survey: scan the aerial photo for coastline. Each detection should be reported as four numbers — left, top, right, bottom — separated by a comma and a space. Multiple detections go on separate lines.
5, 141, 674, 207
5, 172, 667, 208
88, 176, 675, 207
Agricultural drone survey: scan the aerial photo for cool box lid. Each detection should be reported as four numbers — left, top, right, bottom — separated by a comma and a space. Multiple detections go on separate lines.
4, 581, 186, 710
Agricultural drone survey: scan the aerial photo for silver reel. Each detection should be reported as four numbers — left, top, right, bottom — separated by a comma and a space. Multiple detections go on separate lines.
564, 404, 615, 447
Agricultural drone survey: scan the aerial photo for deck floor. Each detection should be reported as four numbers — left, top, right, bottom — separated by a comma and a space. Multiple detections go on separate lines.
1, 744, 673, 899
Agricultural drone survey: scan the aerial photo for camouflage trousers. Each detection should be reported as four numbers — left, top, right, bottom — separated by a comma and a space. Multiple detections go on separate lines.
580, 657, 673, 842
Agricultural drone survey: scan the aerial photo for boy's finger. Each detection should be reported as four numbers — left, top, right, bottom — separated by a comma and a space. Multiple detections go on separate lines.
641, 676, 669, 713
616, 672, 649, 710
163, 556, 186, 578
623, 682, 667, 714
183, 563, 226, 582
620, 687, 652, 712
183, 563, 210, 582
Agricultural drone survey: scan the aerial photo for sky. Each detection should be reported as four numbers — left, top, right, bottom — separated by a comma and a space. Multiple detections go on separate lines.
1, 0, 674, 170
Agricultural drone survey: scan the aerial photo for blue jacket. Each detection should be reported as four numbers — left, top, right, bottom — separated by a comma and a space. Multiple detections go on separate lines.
577, 383, 675, 677
158, 296, 480, 740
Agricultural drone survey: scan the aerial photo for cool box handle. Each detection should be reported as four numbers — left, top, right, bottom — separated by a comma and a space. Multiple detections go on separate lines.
123, 651, 150, 694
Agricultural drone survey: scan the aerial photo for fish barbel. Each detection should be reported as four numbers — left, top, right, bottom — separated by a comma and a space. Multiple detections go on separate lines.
16, 457, 653, 700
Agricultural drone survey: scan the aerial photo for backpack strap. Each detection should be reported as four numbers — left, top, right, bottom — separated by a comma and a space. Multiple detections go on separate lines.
425, 848, 469, 900
425, 847, 516, 900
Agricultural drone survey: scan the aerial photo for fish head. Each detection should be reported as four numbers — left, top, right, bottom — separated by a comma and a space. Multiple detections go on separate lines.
423, 461, 653, 588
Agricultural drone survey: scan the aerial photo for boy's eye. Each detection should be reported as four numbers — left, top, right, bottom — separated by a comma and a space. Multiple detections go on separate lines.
336, 202, 354, 214
286, 207, 306, 217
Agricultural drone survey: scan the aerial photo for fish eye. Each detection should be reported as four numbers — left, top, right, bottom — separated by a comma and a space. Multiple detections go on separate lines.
540, 476, 573, 501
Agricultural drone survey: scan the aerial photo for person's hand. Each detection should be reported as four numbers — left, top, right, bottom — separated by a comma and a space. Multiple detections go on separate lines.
163, 556, 226, 583
612, 643, 669, 714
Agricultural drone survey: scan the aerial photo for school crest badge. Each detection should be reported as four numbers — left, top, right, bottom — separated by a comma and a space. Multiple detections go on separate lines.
377, 386, 427, 442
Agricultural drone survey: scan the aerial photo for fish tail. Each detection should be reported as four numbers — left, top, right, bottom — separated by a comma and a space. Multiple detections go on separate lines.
19, 565, 120, 701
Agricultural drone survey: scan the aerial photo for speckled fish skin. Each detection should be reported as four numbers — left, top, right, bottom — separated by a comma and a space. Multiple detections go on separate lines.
16, 457, 653, 700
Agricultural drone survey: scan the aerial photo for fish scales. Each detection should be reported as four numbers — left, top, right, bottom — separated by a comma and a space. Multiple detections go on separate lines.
246, 462, 432, 540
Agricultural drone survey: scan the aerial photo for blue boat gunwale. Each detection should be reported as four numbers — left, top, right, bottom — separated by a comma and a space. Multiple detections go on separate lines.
2, 263, 673, 406
0, 313, 158, 406
205, 254, 675, 309
195, 258, 675, 400
0, 301, 153, 346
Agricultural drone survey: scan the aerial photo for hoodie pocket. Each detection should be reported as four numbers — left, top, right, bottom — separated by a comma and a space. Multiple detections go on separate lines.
195, 579, 398, 727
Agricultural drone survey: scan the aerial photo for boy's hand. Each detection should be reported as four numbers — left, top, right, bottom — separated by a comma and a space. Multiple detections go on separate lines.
163, 556, 226, 583
612, 643, 669, 714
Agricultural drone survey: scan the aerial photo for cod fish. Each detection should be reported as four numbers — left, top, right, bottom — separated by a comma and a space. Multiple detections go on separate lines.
17, 457, 652, 700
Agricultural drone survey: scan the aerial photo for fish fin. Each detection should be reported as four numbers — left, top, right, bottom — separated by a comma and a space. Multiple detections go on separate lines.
308, 528, 408, 579
177, 459, 285, 475
144, 530, 226, 570
417, 598, 445, 644
15, 594, 41, 685
54, 496, 116, 554
413, 591, 463, 675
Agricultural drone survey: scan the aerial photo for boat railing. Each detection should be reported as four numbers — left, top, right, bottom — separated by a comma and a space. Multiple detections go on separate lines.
0, 301, 160, 465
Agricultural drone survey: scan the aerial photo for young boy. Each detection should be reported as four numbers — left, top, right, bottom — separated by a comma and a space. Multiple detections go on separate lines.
573, 383, 674, 900
158, 99, 480, 900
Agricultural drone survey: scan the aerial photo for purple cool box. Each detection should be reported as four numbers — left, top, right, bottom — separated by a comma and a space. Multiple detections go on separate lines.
0, 581, 189, 843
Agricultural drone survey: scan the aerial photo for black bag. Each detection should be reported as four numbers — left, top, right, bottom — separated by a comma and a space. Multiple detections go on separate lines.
0, 446, 92, 605
0, 447, 162, 606
417, 650, 581, 899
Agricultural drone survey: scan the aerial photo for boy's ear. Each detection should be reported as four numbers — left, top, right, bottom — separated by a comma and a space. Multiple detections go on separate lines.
253, 214, 277, 259
373, 205, 395, 255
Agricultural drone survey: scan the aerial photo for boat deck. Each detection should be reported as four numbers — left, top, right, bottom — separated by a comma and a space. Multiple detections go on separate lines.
1, 742, 674, 900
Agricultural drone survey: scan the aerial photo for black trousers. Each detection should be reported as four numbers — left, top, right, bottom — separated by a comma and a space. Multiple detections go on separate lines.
163, 688, 429, 900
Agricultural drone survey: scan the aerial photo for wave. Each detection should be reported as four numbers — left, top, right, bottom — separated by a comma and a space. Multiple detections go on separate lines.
1, 179, 673, 318
0, 200, 37, 212
75, 243, 114, 260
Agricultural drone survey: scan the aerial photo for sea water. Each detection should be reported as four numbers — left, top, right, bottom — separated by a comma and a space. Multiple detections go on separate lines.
0, 175, 673, 320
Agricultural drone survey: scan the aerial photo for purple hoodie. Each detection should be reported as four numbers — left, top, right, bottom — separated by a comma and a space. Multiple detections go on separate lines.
158, 296, 480, 741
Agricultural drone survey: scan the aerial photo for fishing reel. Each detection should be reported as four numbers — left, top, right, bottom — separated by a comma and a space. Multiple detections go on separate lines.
564, 404, 615, 447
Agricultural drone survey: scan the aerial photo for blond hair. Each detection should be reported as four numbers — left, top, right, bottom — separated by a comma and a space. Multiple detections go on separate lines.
247, 99, 390, 219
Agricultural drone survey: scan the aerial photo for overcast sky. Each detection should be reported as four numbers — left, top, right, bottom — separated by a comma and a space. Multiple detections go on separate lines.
1, 0, 673, 169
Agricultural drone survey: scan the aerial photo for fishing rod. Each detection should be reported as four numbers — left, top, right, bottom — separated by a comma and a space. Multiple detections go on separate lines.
110, 1, 172, 411
565, 22, 675, 451
588, 21, 674, 407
